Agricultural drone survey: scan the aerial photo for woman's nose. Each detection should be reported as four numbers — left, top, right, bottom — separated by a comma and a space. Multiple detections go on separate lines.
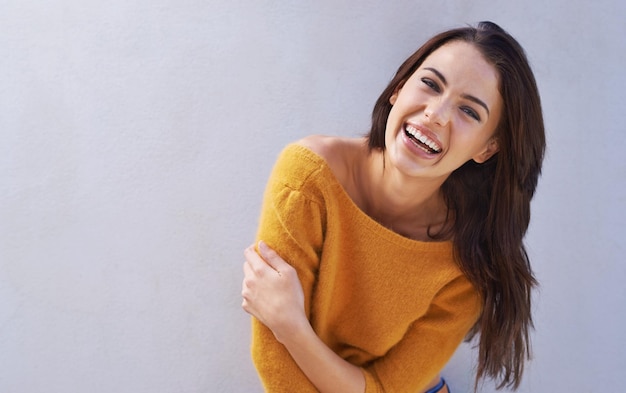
424, 99, 451, 127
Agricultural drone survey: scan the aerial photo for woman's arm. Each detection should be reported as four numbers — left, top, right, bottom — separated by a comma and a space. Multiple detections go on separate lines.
242, 241, 366, 393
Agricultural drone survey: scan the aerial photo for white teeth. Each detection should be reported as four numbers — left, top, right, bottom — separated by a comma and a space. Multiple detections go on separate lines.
405, 125, 441, 153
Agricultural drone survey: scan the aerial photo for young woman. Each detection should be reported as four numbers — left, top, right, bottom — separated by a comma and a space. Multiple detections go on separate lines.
242, 21, 545, 393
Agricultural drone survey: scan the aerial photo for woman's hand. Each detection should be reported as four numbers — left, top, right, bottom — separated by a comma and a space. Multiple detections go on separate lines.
243, 241, 366, 393
242, 241, 307, 343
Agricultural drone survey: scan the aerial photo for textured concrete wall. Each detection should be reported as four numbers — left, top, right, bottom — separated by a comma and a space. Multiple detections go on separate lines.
1, 0, 624, 391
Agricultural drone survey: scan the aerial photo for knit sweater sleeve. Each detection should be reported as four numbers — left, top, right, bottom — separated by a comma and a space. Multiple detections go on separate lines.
361, 275, 481, 393
250, 146, 326, 392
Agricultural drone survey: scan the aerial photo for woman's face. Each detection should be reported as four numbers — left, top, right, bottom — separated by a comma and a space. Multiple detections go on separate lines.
384, 40, 503, 181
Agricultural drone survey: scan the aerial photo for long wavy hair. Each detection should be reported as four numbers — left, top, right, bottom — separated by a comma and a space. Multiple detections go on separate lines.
367, 21, 545, 390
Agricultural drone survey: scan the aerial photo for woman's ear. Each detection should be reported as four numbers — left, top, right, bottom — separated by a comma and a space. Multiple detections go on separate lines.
473, 137, 499, 163
389, 80, 406, 105
390, 92, 398, 105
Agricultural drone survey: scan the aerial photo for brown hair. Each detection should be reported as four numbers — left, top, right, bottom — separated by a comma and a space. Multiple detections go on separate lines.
367, 21, 545, 390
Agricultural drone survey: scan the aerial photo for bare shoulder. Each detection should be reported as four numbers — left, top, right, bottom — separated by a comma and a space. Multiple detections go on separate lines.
295, 135, 365, 184
295, 135, 365, 164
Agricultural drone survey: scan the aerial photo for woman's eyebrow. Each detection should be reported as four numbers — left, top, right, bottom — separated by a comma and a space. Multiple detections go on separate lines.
424, 67, 447, 85
423, 67, 490, 116
462, 94, 490, 116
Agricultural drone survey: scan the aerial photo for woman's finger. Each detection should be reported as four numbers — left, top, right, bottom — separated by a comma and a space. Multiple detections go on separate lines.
258, 240, 291, 273
242, 260, 253, 285
244, 244, 271, 273
241, 261, 257, 315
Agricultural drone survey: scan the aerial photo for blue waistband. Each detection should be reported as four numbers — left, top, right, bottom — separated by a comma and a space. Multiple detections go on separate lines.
424, 377, 448, 393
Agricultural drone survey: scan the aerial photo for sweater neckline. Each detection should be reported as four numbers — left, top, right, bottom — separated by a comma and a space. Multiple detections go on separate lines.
290, 143, 454, 253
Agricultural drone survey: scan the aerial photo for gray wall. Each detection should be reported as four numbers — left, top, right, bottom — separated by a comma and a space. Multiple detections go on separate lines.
1, 0, 624, 391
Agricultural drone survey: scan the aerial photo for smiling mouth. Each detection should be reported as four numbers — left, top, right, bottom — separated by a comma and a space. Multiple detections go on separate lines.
404, 124, 442, 154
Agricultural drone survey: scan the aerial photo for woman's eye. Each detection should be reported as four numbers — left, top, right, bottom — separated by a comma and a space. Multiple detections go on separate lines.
421, 78, 440, 92
461, 106, 480, 121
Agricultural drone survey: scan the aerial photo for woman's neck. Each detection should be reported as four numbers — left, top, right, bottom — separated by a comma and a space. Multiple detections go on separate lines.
352, 147, 449, 240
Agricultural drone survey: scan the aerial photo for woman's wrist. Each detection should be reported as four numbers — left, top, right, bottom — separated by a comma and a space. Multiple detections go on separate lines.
272, 312, 312, 346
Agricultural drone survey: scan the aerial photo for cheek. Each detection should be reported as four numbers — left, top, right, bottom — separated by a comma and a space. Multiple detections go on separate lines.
383, 118, 396, 146
385, 107, 401, 135
450, 127, 488, 154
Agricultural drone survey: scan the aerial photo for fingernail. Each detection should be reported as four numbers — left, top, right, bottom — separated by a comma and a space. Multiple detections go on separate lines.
258, 240, 267, 253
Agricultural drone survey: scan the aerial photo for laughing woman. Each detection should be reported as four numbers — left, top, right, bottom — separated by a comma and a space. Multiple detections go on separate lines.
242, 21, 545, 393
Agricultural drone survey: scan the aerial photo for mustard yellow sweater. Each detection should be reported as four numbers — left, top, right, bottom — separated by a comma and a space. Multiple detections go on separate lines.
252, 144, 482, 393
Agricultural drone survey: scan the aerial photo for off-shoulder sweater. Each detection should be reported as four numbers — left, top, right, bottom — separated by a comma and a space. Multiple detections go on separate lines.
251, 143, 482, 393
